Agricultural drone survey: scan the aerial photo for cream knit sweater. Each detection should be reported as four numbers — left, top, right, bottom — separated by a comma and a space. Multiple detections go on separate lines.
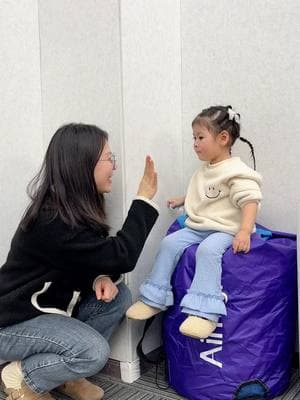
184, 157, 262, 235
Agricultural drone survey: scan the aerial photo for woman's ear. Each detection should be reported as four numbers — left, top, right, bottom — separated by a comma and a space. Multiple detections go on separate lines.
217, 130, 230, 146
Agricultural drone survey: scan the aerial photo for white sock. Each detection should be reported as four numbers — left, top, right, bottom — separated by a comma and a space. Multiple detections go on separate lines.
1, 361, 23, 390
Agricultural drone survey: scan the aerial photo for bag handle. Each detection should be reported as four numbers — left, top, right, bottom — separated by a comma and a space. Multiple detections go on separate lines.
136, 316, 165, 364
136, 315, 169, 390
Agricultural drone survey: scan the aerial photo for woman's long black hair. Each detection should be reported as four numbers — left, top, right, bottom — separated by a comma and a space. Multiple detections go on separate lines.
21, 123, 109, 232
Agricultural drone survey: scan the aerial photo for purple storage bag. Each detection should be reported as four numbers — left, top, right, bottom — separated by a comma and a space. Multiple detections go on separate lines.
163, 220, 297, 400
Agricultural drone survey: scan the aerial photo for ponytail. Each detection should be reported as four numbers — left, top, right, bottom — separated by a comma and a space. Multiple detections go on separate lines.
239, 136, 256, 170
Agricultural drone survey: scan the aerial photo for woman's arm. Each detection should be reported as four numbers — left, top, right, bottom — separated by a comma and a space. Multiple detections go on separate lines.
43, 156, 158, 278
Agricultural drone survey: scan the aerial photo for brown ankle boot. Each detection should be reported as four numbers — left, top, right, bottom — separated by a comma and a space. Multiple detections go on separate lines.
57, 378, 104, 400
3, 381, 54, 400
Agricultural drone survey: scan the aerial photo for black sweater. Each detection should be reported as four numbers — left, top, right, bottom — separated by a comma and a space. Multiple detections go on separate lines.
0, 199, 158, 327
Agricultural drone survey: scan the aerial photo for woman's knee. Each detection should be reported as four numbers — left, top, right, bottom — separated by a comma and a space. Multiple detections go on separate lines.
115, 282, 132, 314
50, 315, 110, 374
79, 331, 110, 375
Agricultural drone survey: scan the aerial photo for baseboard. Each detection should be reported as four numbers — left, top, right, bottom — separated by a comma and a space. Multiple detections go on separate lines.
100, 357, 140, 383
120, 358, 141, 383
101, 358, 122, 379
101, 346, 164, 383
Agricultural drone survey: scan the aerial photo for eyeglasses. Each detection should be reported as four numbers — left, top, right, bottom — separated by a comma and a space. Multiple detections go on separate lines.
98, 153, 116, 169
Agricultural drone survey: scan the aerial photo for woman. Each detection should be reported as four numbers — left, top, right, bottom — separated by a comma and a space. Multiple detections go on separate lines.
0, 123, 158, 400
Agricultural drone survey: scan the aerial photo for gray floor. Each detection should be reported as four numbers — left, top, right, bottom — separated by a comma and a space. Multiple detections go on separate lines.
90, 362, 185, 400
90, 366, 300, 400
1, 363, 300, 400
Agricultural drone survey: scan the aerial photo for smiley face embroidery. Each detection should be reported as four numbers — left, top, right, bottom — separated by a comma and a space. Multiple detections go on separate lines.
205, 184, 221, 199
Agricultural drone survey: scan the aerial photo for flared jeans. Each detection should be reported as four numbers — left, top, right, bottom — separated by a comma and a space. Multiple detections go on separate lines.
140, 228, 233, 322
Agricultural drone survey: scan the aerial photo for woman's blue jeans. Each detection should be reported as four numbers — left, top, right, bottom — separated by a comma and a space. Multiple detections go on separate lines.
140, 228, 233, 322
0, 282, 131, 393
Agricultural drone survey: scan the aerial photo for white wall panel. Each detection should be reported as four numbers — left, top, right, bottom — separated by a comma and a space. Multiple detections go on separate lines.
0, 0, 43, 265
38, 0, 124, 234
120, 0, 182, 360
181, 0, 300, 232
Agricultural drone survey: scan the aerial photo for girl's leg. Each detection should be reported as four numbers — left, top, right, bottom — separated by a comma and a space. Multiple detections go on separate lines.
0, 314, 110, 394
76, 282, 132, 340
139, 228, 211, 309
140, 228, 206, 310
180, 232, 233, 321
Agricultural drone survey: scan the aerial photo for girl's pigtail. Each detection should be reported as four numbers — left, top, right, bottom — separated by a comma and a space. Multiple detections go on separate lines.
239, 137, 256, 170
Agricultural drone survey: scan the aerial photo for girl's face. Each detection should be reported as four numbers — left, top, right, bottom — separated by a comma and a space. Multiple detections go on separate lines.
94, 141, 116, 193
192, 123, 230, 164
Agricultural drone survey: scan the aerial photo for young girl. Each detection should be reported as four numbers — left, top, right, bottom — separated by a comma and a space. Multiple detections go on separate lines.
0, 123, 158, 400
126, 105, 262, 339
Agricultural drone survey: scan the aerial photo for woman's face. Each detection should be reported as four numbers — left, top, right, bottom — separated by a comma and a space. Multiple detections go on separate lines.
94, 141, 116, 193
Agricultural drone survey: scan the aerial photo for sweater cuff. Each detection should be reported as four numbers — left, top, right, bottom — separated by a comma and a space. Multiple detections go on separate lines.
134, 196, 160, 212
239, 199, 261, 208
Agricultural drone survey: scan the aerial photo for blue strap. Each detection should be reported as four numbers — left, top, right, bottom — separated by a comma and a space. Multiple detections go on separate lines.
176, 213, 188, 228
256, 228, 272, 240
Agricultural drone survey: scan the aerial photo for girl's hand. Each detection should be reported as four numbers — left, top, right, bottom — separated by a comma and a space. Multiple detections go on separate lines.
94, 277, 119, 302
232, 230, 251, 254
137, 155, 157, 200
167, 196, 185, 209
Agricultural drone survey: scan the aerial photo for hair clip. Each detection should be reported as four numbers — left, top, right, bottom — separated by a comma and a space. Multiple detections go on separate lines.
227, 108, 240, 124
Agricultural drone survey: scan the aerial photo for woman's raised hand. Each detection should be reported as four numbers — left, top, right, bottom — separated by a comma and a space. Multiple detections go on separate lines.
137, 155, 157, 200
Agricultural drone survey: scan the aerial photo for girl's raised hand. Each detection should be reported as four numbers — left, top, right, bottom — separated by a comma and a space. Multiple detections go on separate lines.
167, 196, 185, 209
137, 155, 157, 200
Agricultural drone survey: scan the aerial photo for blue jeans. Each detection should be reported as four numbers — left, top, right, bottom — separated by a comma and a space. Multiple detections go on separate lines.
0, 282, 131, 393
140, 228, 233, 322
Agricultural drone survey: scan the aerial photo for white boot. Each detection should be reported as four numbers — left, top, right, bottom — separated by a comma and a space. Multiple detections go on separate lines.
179, 316, 217, 339
126, 301, 162, 320
1, 361, 23, 390
1, 361, 54, 400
